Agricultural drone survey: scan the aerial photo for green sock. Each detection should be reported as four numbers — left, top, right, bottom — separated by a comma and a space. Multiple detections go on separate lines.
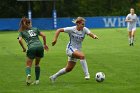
35, 66, 40, 80
26, 67, 31, 76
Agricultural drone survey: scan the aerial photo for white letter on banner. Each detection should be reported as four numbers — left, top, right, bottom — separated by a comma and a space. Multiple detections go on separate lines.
103, 18, 117, 27
137, 17, 140, 26
118, 17, 126, 27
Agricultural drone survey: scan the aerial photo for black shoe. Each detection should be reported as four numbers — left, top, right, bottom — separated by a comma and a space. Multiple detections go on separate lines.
27, 82, 31, 86
131, 43, 134, 46
129, 43, 131, 46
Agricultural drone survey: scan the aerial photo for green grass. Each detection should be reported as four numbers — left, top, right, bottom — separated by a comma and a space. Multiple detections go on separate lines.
0, 28, 140, 93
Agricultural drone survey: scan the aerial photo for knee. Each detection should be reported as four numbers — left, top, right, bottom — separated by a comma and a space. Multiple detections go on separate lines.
66, 67, 73, 72
35, 62, 40, 67
79, 55, 85, 60
132, 34, 135, 37
26, 62, 32, 67
35, 65, 40, 67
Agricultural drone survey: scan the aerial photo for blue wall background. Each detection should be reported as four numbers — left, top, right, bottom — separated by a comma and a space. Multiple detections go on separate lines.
0, 16, 140, 31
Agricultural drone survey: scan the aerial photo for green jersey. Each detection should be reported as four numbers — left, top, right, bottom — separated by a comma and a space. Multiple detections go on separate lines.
19, 27, 43, 49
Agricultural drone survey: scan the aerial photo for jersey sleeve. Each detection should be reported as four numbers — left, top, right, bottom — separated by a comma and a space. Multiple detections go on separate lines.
126, 14, 130, 20
36, 28, 41, 35
18, 32, 23, 37
84, 27, 91, 34
63, 27, 73, 33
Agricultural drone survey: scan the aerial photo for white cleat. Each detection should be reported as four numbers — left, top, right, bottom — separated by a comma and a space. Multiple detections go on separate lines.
31, 80, 39, 85
85, 74, 90, 80
49, 76, 56, 83
26, 74, 31, 86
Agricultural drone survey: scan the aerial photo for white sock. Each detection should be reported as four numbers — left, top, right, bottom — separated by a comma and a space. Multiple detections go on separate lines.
129, 38, 131, 44
131, 37, 134, 44
80, 59, 89, 76
53, 68, 67, 79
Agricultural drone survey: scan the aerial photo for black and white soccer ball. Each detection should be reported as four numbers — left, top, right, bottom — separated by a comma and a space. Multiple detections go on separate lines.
95, 72, 105, 82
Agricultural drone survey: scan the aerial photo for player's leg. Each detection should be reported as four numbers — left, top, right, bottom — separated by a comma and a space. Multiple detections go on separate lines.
131, 28, 136, 46
26, 57, 33, 85
128, 30, 132, 46
32, 46, 44, 85
72, 50, 90, 80
50, 61, 76, 83
128, 26, 132, 46
26, 48, 35, 85
128, 31, 132, 46
31, 57, 41, 85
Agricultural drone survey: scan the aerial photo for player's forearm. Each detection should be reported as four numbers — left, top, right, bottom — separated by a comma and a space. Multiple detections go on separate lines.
89, 33, 98, 39
42, 35, 46, 45
53, 29, 61, 41
125, 19, 132, 22
19, 40, 25, 50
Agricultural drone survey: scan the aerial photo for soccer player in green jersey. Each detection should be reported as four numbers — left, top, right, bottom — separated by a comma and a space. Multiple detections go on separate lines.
18, 17, 49, 85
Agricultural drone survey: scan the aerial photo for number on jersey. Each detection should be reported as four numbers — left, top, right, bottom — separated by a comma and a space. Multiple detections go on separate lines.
28, 30, 36, 37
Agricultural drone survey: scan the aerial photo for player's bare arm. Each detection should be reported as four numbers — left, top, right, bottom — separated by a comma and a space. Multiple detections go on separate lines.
18, 37, 26, 52
125, 19, 133, 22
52, 28, 64, 46
88, 32, 98, 39
39, 32, 49, 51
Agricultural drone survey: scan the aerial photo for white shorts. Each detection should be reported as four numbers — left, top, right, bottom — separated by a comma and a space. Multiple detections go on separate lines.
127, 25, 136, 32
66, 46, 78, 62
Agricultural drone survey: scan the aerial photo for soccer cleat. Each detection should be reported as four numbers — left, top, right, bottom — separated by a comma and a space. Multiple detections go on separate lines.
131, 43, 134, 46
85, 74, 90, 80
129, 43, 131, 46
49, 76, 56, 83
26, 74, 31, 86
31, 80, 39, 85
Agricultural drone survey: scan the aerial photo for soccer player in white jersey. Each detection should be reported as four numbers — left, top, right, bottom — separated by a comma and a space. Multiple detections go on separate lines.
49, 17, 98, 83
125, 8, 137, 46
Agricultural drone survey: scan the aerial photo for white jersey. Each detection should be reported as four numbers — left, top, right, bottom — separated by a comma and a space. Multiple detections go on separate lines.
64, 26, 91, 50
126, 13, 137, 27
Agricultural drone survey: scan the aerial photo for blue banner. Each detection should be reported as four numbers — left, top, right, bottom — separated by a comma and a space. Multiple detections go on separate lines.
0, 16, 140, 31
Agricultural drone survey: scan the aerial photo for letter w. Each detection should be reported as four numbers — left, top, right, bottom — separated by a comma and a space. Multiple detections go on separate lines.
103, 18, 117, 27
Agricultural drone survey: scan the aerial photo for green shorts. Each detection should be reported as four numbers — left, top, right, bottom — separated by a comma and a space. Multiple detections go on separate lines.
27, 46, 44, 59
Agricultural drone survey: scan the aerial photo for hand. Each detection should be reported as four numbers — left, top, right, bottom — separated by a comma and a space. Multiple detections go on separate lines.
23, 48, 26, 52
52, 40, 57, 46
129, 19, 133, 22
93, 35, 98, 39
44, 45, 49, 51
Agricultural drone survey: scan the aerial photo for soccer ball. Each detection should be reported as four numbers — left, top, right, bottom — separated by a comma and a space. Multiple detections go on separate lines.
95, 72, 105, 82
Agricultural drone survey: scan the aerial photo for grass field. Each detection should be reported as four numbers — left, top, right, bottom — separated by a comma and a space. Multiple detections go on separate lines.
0, 28, 140, 93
